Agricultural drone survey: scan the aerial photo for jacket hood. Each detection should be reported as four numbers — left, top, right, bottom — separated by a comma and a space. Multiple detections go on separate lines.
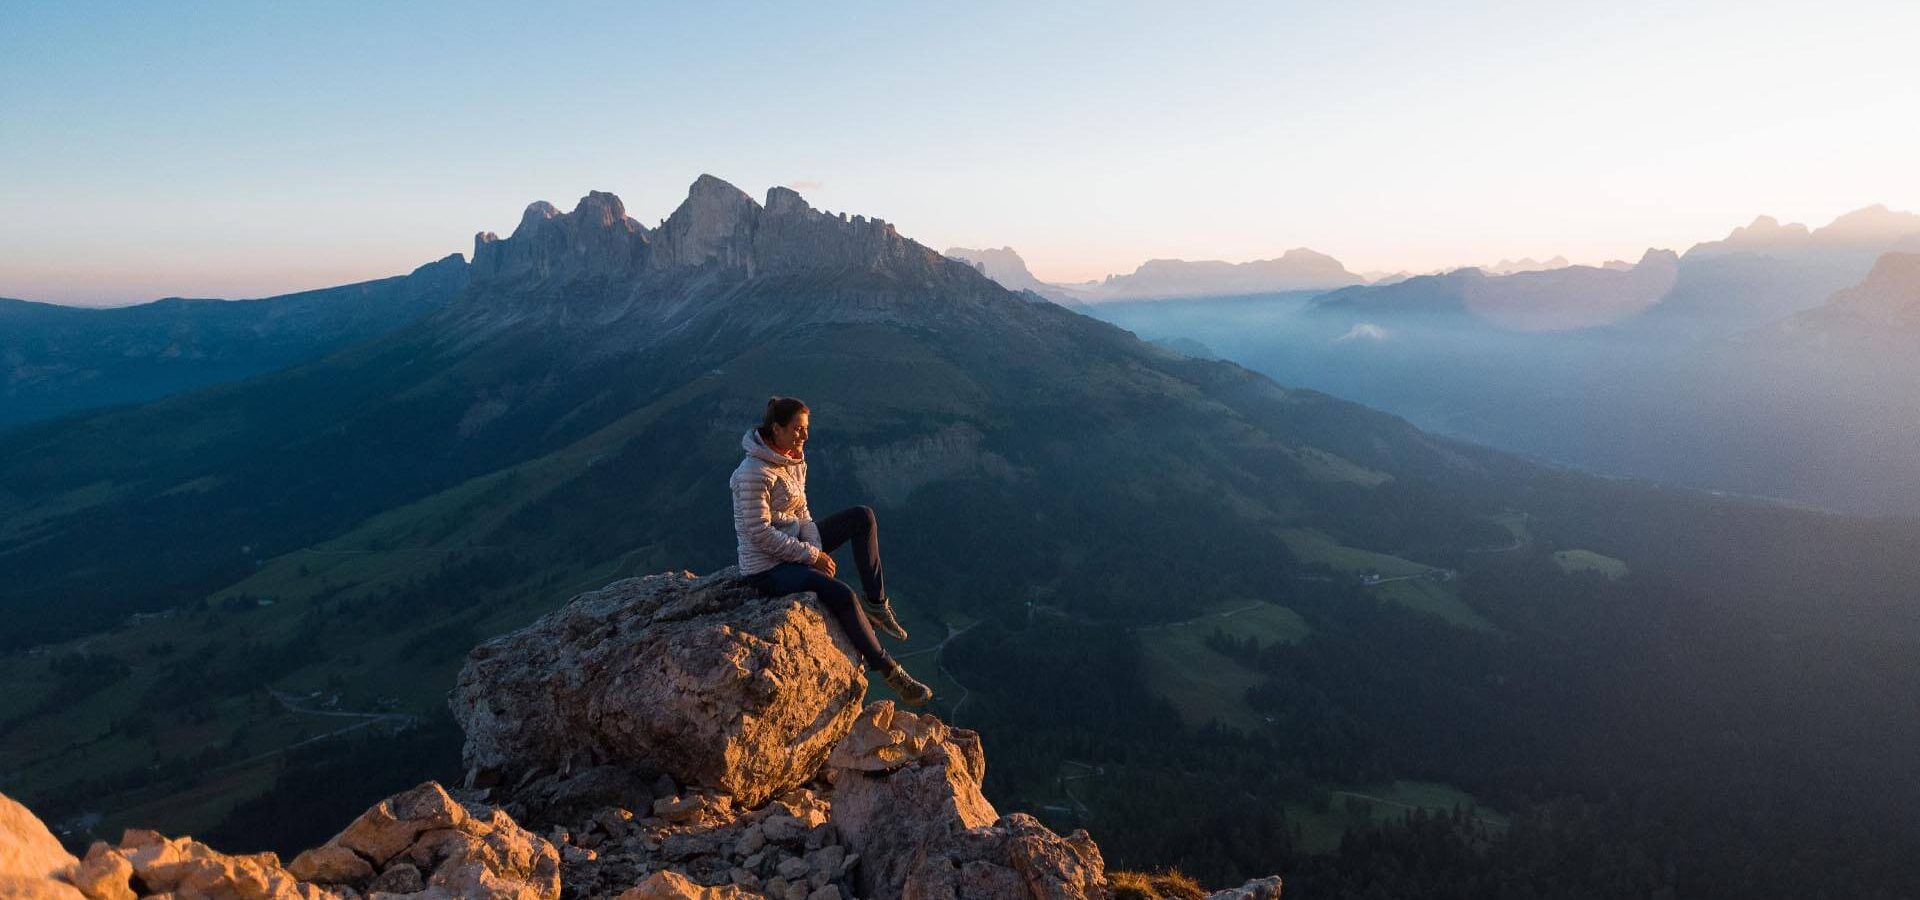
742, 428, 804, 467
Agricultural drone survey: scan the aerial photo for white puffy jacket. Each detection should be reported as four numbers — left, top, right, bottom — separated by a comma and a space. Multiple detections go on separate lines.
730, 428, 823, 576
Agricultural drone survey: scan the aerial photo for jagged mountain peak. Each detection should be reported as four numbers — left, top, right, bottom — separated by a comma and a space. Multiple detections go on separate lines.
470, 190, 650, 284
656, 174, 760, 269
943, 246, 1093, 309
1684, 213, 1812, 257
944, 245, 1035, 280
1736, 213, 1806, 237
519, 200, 562, 232
764, 184, 811, 215
1637, 247, 1680, 267
675, 173, 759, 221
1278, 247, 1341, 263
1483, 255, 1571, 275
570, 190, 635, 229
688, 172, 752, 201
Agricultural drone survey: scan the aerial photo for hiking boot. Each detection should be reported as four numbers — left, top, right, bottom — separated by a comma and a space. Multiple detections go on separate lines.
862, 595, 908, 641
881, 662, 933, 707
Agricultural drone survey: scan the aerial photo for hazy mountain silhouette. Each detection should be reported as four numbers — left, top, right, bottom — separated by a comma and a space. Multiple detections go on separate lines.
943, 246, 1090, 309
1689, 205, 1920, 257
1073, 250, 1363, 301
1480, 255, 1570, 275
1745, 251, 1920, 348
1632, 252, 1920, 512
1086, 208, 1920, 514
1625, 205, 1920, 340
1309, 249, 1678, 332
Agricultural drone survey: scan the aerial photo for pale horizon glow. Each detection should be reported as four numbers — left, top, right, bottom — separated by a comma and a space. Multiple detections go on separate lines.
4, 1, 1917, 306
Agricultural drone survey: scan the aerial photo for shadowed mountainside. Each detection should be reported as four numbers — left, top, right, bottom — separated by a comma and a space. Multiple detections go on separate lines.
0, 176, 1501, 653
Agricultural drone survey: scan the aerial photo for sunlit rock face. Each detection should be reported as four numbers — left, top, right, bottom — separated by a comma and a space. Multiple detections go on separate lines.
0, 790, 82, 899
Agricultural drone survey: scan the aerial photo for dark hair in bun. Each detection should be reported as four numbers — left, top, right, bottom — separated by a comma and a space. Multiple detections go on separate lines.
757, 396, 810, 440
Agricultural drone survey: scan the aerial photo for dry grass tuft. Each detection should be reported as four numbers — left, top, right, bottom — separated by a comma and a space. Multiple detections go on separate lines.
1110, 868, 1207, 900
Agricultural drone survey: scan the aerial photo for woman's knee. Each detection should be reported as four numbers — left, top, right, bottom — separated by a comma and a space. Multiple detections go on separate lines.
817, 578, 856, 606
857, 505, 876, 529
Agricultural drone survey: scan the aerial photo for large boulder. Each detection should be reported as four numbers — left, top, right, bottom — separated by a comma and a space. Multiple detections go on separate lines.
0, 791, 84, 899
451, 569, 868, 809
828, 702, 1107, 900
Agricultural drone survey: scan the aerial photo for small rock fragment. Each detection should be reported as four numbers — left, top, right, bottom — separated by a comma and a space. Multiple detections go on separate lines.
367, 860, 425, 894
287, 842, 373, 886
65, 843, 135, 900
777, 856, 810, 880
735, 824, 765, 857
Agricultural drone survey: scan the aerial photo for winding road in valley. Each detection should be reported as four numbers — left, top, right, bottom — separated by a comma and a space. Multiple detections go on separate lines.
896, 621, 980, 724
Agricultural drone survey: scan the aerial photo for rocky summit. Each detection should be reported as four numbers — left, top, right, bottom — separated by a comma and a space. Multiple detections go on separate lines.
0, 571, 1282, 900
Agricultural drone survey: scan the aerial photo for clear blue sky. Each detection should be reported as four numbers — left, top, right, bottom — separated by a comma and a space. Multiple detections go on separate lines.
5, 0, 1917, 304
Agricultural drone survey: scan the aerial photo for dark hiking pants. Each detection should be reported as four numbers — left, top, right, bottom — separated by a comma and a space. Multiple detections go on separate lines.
745, 505, 892, 670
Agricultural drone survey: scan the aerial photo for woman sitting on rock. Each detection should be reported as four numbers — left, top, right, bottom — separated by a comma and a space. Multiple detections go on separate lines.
731, 395, 933, 706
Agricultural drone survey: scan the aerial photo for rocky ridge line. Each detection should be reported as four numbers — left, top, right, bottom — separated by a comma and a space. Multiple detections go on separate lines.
469, 176, 972, 288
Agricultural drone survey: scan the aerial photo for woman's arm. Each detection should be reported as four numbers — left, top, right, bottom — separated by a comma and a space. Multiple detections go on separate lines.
732, 469, 820, 564
795, 485, 822, 551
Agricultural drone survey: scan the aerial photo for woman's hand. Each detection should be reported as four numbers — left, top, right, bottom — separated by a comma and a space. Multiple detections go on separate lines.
810, 551, 837, 577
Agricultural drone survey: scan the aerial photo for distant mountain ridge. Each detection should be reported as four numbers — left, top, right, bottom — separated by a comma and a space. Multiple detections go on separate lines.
1481, 256, 1570, 275
948, 245, 1363, 304
1310, 248, 1679, 332
1282, 205, 1920, 341
956, 204, 1920, 312
0, 254, 468, 430
1688, 205, 1920, 258
1603, 205, 1920, 340
1078, 249, 1363, 301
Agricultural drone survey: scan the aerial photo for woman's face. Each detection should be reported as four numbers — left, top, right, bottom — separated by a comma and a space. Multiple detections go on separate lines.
770, 410, 810, 453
